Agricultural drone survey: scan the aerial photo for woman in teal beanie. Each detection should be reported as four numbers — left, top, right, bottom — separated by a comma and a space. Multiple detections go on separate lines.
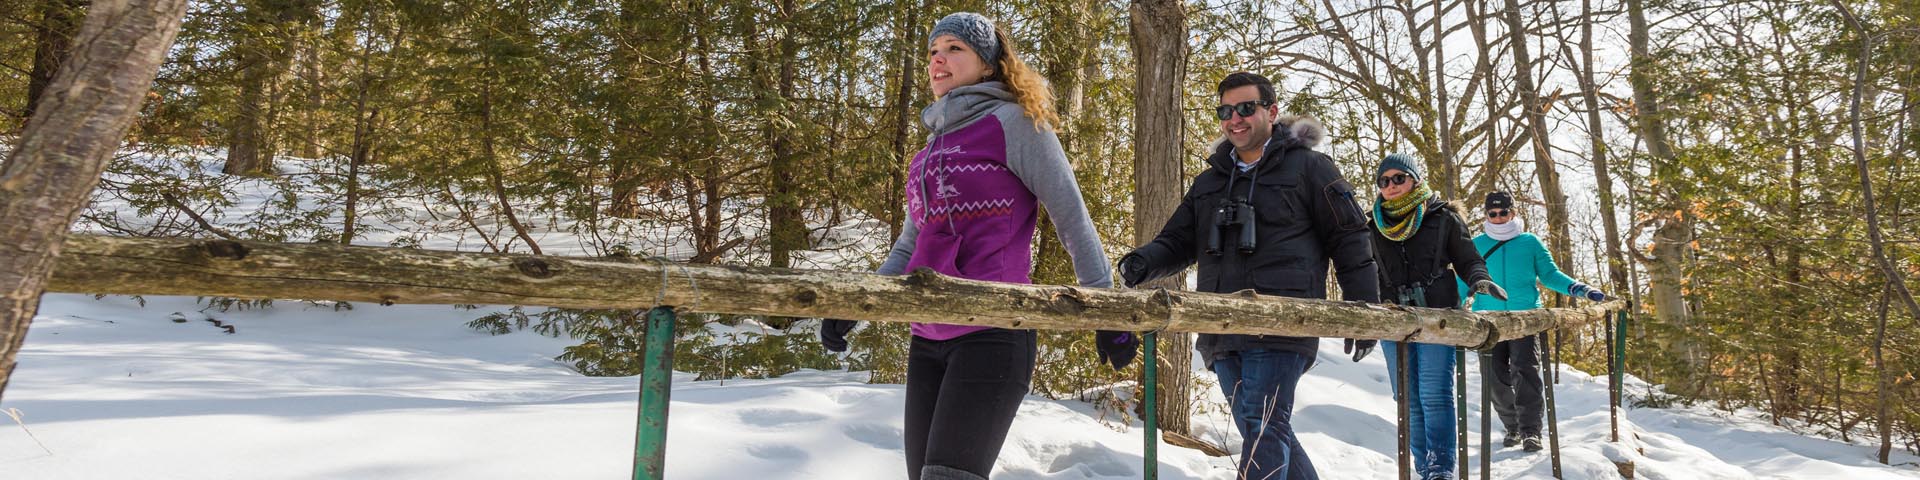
1369, 153, 1507, 480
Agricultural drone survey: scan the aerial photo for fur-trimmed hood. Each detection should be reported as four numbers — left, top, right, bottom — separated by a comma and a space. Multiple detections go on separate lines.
1204, 115, 1327, 174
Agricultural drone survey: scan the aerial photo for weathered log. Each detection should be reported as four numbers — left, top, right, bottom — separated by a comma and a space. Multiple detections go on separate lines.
46, 235, 1621, 348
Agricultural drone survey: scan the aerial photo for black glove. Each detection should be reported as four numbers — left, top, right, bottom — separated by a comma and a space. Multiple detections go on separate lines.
819, 319, 857, 352
1472, 279, 1509, 301
1570, 283, 1608, 302
1344, 338, 1376, 362
1095, 330, 1141, 370
1117, 253, 1148, 288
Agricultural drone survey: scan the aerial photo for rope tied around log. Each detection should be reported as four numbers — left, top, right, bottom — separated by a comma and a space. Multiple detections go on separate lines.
1148, 287, 1176, 336
649, 256, 699, 312
1401, 328, 1424, 344
1470, 319, 1502, 351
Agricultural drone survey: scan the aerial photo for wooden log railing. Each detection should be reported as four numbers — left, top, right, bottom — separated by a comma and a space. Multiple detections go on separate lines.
41, 234, 1631, 479
46, 235, 1621, 348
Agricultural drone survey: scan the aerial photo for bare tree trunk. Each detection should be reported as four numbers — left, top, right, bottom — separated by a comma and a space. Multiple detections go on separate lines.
1883, 88, 1918, 465
1574, 0, 1629, 296
1434, 0, 1456, 199
1500, 0, 1573, 276
479, 78, 541, 256
1051, 0, 1096, 127
24, 0, 85, 122
224, 0, 316, 175
0, 0, 189, 402
225, 4, 280, 176
1832, 0, 1914, 465
767, 0, 805, 273
1131, 0, 1192, 437
604, 0, 651, 220
226, 59, 271, 175
484, 162, 540, 255
605, 162, 645, 220
342, 102, 375, 244
340, 15, 380, 245
1625, 0, 1681, 188
1468, 0, 1512, 199
1628, 0, 1689, 318
298, 32, 321, 160
1876, 283, 1894, 464
1626, 0, 1701, 381
683, 22, 735, 265
688, 169, 737, 264
1028, 1, 1100, 288
885, 2, 923, 243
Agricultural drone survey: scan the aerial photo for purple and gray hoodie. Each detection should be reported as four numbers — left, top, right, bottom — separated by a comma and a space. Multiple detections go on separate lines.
875, 82, 1112, 340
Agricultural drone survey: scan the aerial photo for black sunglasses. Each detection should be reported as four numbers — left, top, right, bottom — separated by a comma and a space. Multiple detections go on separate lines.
1215, 100, 1273, 121
1487, 209, 1513, 218
1376, 173, 1413, 189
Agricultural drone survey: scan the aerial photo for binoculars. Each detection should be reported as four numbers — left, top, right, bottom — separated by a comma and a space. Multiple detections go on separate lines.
1206, 198, 1258, 255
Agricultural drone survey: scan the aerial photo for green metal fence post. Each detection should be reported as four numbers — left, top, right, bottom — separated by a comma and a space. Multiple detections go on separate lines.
1143, 331, 1159, 480
1480, 351, 1491, 480
1612, 309, 1628, 442
1607, 312, 1618, 442
1457, 348, 1469, 478
1542, 331, 1562, 478
633, 306, 678, 480
1397, 341, 1412, 480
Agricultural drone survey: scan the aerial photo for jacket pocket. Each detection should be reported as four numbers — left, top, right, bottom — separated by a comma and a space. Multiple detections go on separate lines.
1323, 179, 1366, 231
906, 229, 965, 277
1253, 176, 1302, 227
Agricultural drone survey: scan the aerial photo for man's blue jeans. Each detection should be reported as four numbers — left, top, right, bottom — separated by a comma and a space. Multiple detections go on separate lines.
1212, 349, 1317, 480
1382, 341, 1458, 480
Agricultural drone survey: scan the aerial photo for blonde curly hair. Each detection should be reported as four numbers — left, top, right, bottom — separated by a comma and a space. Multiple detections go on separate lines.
989, 26, 1060, 132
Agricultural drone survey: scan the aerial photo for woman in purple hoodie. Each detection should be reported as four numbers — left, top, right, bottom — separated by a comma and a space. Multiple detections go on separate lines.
817, 12, 1127, 480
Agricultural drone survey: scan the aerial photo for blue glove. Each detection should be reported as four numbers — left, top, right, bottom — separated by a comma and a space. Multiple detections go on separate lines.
1570, 284, 1608, 302
1095, 331, 1140, 370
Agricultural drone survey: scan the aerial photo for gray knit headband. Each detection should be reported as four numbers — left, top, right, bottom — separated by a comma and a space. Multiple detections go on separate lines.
928, 12, 1002, 68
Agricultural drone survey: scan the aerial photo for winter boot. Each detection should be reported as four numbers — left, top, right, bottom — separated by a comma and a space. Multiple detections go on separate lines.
1522, 435, 1544, 452
1502, 432, 1520, 448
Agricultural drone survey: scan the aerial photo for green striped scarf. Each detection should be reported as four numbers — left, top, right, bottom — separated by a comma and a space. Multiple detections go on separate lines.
1373, 182, 1434, 242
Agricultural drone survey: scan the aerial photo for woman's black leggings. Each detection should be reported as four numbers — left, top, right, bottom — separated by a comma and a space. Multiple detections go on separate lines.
904, 328, 1037, 480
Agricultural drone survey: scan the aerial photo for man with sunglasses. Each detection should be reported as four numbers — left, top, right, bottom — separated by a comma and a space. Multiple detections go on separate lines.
1116, 71, 1378, 480
1463, 191, 1608, 452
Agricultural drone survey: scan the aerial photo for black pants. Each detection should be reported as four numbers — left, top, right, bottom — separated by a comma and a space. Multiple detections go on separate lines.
1480, 334, 1544, 436
905, 328, 1036, 480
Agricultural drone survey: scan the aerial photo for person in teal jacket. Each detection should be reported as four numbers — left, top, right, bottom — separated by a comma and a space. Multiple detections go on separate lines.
1460, 191, 1607, 452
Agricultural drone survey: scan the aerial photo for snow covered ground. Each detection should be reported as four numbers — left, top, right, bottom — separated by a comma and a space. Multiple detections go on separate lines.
5, 152, 1917, 478
3, 293, 1915, 479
